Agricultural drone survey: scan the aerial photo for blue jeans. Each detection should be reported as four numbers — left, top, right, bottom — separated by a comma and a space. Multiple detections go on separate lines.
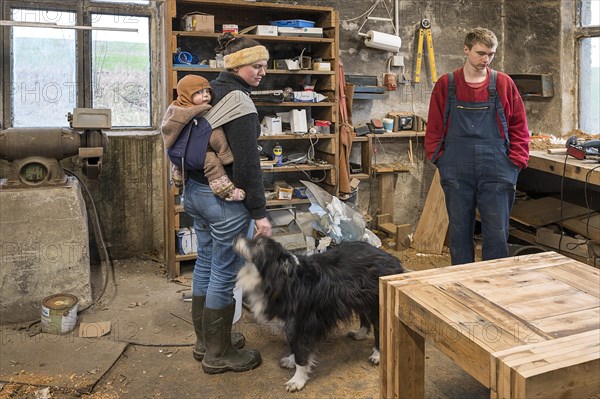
183, 179, 250, 309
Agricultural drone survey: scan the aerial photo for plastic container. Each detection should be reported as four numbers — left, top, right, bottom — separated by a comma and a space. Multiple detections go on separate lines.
273, 143, 283, 166
269, 19, 315, 28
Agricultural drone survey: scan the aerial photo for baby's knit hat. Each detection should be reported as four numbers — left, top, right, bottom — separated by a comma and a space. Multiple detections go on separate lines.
174, 75, 211, 107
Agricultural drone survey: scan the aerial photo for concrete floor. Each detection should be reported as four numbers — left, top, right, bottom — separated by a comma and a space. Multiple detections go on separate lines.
0, 258, 489, 399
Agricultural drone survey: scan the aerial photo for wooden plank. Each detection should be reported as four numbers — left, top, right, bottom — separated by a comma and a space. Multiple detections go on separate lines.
462, 279, 582, 308
535, 227, 589, 258
519, 357, 600, 399
562, 212, 600, 241
396, 223, 411, 251
528, 150, 600, 186
412, 170, 448, 254
379, 223, 397, 235
389, 252, 573, 288
377, 213, 392, 226
539, 261, 600, 297
395, 286, 503, 386
492, 330, 600, 399
379, 277, 392, 399
502, 291, 599, 321
533, 308, 600, 338
378, 174, 395, 218
510, 196, 591, 227
395, 320, 425, 399
439, 282, 554, 343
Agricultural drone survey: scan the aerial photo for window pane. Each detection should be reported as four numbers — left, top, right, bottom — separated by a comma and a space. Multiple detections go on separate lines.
92, 14, 150, 127
11, 9, 76, 127
581, 0, 600, 26
580, 37, 600, 134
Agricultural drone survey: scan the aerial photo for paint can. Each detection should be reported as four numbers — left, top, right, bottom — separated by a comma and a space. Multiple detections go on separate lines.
41, 294, 79, 334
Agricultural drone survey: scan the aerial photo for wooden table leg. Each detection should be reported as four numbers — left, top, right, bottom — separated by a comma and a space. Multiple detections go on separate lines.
395, 319, 425, 399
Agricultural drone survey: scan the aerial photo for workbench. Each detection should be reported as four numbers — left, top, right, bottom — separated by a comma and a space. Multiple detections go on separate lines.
380, 251, 600, 398
528, 150, 600, 186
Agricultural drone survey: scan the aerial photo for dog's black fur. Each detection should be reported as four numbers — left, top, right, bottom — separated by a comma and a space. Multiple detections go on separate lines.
235, 236, 406, 391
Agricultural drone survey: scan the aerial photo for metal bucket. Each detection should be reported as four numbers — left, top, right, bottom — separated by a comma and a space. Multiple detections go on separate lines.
41, 294, 79, 334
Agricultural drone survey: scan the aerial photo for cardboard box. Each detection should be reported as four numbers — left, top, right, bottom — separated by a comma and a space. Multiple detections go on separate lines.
262, 116, 282, 135
222, 24, 238, 33
313, 62, 331, 71
182, 12, 214, 33
275, 180, 294, 200
290, 109, 308, 133
252, 25, 278, 36
266, 207, 307, 252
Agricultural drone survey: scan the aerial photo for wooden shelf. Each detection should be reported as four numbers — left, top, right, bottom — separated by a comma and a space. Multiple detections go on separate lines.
259, 133, 334, 140
172, 65, 334, 75
350, 173, 370, 180
254, 102, 335, 107
165, 0, 339, 278
266, 198, 310, 206
175, 253, 197, 262
172, 31, 335, 44
262, 164, 334, 173
368, 131, 425, 138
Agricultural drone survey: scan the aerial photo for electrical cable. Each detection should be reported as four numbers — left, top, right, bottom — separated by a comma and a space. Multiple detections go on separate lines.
340, 0, 380, 23
562, 164, 600, 253
557, 153, 569, 254
65, 169, 117, 313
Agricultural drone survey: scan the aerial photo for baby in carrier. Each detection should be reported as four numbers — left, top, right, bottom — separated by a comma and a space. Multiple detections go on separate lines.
161, 75, 245, 201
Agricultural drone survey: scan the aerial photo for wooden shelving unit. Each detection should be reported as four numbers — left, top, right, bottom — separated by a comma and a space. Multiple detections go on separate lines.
349, 130, 425, 179
164, 0, 339, 277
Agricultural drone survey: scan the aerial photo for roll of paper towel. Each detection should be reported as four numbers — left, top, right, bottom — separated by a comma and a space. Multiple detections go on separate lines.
364, 30, 402, 52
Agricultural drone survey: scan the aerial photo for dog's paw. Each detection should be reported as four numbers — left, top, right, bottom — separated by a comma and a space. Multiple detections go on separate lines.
279, 354, 295, 369
369, 348, 380, 365
285, 376, 307, 392
347, 326, 368, 341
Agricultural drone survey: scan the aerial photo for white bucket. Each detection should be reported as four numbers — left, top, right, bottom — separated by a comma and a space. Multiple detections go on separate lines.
232, 286, 242, 324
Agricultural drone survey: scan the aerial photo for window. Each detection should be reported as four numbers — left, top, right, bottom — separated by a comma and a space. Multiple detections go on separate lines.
579, 0, 600, 134
2, 0, 155, 129
92, 14, 151, 126
11, 9, 77, 127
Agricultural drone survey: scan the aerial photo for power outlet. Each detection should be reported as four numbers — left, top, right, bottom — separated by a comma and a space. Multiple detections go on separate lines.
391, 55, 404, 67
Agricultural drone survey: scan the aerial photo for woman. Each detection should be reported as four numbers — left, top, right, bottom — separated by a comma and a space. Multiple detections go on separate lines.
184, 32, 272, 374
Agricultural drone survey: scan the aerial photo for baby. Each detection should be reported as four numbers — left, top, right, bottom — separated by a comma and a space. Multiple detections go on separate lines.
161, 75, 245, 201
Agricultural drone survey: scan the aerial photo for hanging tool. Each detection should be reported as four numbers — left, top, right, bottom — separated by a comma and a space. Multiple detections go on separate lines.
414, 19, 438, 84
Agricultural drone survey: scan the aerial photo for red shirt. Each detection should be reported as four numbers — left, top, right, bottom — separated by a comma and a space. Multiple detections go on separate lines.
425, 67, 530, 169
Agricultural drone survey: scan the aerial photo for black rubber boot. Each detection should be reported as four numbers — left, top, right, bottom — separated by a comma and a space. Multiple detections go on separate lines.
192, 296, 245, 361
201, 302, 261, 374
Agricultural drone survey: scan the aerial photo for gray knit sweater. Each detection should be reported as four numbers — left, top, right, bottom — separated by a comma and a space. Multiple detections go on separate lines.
189, 72, 266, 220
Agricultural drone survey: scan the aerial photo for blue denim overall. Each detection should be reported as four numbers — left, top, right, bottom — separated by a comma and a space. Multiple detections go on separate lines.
432, 70, 519, 265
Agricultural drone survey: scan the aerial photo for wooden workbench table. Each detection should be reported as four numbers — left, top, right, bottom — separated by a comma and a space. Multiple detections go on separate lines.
528, 150, 600, 186
380, 251, 600, 398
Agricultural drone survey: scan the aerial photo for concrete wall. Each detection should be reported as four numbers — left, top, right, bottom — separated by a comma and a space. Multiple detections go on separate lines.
1, 0, 576, 260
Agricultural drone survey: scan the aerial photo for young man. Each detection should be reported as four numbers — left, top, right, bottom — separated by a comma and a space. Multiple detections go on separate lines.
425, 27, 530, 265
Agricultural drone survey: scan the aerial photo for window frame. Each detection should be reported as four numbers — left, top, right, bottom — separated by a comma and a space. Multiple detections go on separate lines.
1, 0, 160, 130
575, 0, 600, 133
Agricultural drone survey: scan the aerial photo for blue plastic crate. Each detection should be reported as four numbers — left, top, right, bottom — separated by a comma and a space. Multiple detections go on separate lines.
269, 19, 315, 28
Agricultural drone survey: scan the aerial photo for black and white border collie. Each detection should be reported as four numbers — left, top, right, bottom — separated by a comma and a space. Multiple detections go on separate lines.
234, 236, 406, 392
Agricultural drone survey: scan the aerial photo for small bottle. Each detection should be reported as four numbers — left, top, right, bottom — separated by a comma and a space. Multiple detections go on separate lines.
273, 143, 283, 166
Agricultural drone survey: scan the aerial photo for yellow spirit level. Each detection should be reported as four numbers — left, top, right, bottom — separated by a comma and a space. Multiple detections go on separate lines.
414, 19, 438, 84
